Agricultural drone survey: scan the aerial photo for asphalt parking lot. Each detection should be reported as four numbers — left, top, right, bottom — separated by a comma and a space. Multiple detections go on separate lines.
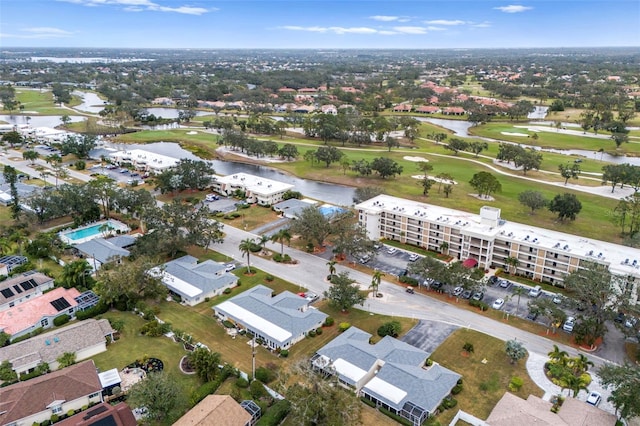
401, 320, 459, 354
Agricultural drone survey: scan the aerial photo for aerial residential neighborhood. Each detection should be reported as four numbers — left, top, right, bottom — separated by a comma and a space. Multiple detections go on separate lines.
0, 1, 639, 425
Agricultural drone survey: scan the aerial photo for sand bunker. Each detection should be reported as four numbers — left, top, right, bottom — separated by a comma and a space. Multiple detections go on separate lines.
403, 156, 429, 162
501, 132, 529, 137
411, 175, 458, 185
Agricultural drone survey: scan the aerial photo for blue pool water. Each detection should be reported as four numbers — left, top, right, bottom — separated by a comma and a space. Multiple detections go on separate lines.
62, 221, 117, 242
318, 206, 346, 217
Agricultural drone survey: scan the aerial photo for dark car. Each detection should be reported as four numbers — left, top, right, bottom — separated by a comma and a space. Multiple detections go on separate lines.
526, 311, 539, 321
472, 291, 484, 301
488, 276, 499, 285
430, 280, 444, 290
461, 290, 473, 299
614, 312, 625, 323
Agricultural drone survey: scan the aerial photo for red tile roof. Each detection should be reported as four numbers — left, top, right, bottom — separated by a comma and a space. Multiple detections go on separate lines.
0, 287, 81, 335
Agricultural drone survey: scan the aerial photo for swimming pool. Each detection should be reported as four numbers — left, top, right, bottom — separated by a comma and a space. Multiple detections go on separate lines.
318, 205, 347, 218
59, 220, 129, 244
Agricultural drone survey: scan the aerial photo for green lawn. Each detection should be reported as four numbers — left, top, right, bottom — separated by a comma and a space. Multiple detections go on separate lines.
14, 89, 83, 115
430, 328, 544, 425
470, 122, 635, 155
90, 311, 201, 423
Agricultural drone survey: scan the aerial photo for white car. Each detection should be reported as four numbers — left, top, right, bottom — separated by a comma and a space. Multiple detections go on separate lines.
305, 292, 319, 303
387, 247, 397, 255
205, 194, 219, 202
225, 263, 236, 272
563, 316, 576, 332
408, 253, 420, 262
452, 286, 464, 297
492, 298, 505, 310
552, 294, 563, 304
586, 391, 602, 406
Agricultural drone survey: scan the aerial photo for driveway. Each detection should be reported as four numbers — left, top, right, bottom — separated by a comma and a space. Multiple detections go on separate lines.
401, 320, 459, 354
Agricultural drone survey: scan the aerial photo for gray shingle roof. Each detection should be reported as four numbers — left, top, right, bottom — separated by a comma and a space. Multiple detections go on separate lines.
105, 235, 136, 248
162, 255, 237, 296
0, 272, 54, 306
74, 238, 130, 264
215, 285, 327, 346
0, 319, 114, 372
316, 326, 460, 414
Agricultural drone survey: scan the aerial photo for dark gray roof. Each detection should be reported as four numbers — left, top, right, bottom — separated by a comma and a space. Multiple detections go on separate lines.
74, 238, 130, 264
163, 255, 237, 297
272, 199, 318, 218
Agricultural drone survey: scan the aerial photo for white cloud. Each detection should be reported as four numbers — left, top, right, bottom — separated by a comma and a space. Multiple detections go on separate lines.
494, 5, 533, 13
472, 21, 492, 28
392, 26, 428, 35
425, 26, 446, 31
58, 0, 212, 15
369, 15, 400, 22
280, 26, 380, 35
425, 19, 467, 26
0, 27, 73, 39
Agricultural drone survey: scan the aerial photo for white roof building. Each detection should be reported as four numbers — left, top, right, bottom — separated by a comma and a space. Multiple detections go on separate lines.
357, 194, 640, 303
109, 149, 179, 173
211, 173, 294, 206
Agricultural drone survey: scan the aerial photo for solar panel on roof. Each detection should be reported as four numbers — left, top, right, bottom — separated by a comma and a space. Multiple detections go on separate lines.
0, 288, 14, 298
13, 285, 23, 294
50, 297, 71, 311
20, 279, 37, 291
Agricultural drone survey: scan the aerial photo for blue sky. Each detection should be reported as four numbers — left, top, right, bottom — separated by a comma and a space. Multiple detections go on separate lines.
1, 0, 638, 49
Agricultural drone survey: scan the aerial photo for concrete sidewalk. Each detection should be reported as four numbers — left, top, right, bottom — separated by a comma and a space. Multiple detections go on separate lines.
525, 351, 616, 415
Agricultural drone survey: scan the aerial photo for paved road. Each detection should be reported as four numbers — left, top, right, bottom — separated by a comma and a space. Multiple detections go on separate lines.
0, 148, 92, 183
213, 225, 623, 370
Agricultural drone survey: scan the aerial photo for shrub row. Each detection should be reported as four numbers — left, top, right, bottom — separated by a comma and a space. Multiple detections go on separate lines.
256, 399, 291, 426
75, 301, 109, 321
468, 299, 489, 311
399, 276, 418, 285
53, 314, 70, 327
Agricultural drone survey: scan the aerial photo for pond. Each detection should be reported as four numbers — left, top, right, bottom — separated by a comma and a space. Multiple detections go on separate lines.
0, 114, 85, 128
71, 90, 107, 114
95, 142, 357, 205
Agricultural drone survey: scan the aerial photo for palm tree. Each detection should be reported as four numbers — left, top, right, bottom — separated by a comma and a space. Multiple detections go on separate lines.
548, 344, 569, 365
258, 235, 270, 252
370, 270, 384, 298
513, 286, 526, 316
569, 354, 594, 375
22, 150, 39, 165
504, 256, 520, 274
56, 352, 77, 369
439, 241, 449, 255
326, 259, 337, 278
270, 228, 292, 256
562, 372, 590, 397
239, 238, 256, 274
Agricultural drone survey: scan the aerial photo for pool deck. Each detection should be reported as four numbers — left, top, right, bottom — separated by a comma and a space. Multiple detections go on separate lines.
58, 219, 130, 245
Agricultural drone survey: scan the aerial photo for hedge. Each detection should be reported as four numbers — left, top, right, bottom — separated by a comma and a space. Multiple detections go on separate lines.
256, 399, 291, 426
468, 299, 489, 311
53, 314, 70, 327
378, 407, 413, 426
399, 276, 418, 285
75, 301, 109, 321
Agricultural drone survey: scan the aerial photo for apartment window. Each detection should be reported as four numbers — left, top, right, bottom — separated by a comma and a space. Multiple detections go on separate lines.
554, 253, 558, 259
528, 256, 532, 261
553, 262, 557, 267
41, 318, 49, 327
89, 392, 101, 399
52, 405, 63, 414
529, 247, 534, 253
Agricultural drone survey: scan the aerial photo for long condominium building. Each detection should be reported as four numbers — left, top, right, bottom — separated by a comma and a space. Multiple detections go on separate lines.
356, 194, 639, 304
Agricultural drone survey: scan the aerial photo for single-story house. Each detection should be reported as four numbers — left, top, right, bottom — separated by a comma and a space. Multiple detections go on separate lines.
415, 106, 440, 114
214, 285, 327, 351
486, 392, 616, 426
56, 402, 136, 426
272, 198, 318, 219
174, 395, 254, 426
0, 318, 114, 376
73, 235, 135, 269
211, 173, 294, 206
0, 360, 104, 426
442, 107, 466, 116
150, 255, 238, 306
393, 104, 413, 112
0, 255, 28, 273
311, 326, 461, 425
0, 287, 81, 339
0, 272, 55, 312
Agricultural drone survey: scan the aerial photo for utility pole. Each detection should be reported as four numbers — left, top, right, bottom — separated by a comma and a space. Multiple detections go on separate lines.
252, 335, 256, 380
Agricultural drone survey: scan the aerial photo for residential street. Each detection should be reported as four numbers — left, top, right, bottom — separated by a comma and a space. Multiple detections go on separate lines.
213, 224, 625, 370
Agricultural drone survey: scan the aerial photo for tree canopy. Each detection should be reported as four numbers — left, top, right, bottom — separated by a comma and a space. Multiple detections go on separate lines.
324, 272, 365, 312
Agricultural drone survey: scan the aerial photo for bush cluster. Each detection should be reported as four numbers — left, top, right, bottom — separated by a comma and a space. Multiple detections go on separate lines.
53, 314, 70, 327
469, 299, 489, 311
399, 276, 418, 285
324, 317, 335, 327
338, 322, 351, 332
75, 301, 109, 320
255, 400, 291, 426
